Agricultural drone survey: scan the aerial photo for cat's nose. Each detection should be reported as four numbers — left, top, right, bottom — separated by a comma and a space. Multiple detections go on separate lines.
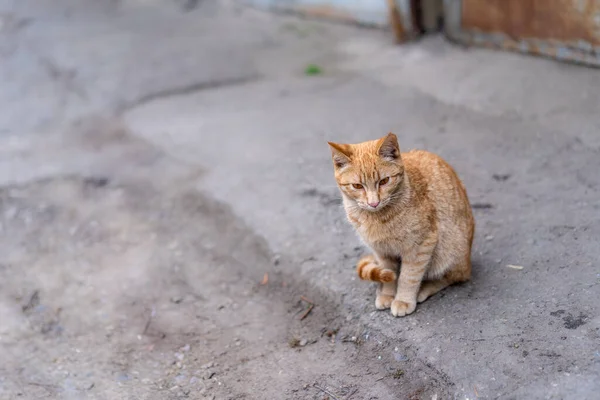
368, 201, 380, 208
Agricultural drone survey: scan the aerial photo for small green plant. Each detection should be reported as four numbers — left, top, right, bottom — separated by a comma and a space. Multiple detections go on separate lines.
392, 369, 405, 379
304, 64, 322, 76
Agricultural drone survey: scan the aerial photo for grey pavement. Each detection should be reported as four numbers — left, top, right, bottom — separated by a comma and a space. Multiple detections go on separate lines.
1, 1, 599, 399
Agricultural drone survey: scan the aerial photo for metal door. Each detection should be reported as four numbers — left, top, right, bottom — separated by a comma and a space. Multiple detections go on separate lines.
444, 0, 600, 67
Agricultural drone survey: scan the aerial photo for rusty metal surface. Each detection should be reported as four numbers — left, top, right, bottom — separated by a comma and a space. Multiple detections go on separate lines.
444, 0, 600, 67
462, 0, 600, 44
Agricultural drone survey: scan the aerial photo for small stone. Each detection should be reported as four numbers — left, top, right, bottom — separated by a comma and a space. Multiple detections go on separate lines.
171, 296, 184, 304
204, 370, 216, 380
299, 339, 308, 347
174, 374, 187, 385
116, 372, 129, 382
485, 235, 494, 241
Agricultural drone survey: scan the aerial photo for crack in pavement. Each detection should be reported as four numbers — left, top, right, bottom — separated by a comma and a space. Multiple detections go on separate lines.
118, 74, 263, 113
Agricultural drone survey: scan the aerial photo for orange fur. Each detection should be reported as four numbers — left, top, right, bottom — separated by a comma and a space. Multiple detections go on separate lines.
357, 254, 397, 282
328, 133, 475, 317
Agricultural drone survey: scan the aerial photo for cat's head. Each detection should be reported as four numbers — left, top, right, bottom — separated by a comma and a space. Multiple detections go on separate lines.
328, 133, 405, 212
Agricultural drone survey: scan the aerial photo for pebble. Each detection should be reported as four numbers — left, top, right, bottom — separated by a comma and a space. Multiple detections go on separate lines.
116, 372, 129, 382
201, 361, 214, 369
204, 370, 216, 380
174, 374, 187, 385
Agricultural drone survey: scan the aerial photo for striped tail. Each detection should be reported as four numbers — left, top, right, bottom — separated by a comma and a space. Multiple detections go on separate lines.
356, 254, 397, 283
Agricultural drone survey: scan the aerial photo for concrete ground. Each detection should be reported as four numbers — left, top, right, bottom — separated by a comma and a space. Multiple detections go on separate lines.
1, 0, 599, 399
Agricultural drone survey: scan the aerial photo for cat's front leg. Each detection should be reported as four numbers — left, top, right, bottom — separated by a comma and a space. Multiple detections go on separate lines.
391, 233, 437, 317
374, 256, 398, 310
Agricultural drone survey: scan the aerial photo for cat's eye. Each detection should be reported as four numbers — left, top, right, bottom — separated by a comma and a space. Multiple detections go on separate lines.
351, 183, 363, 190
379, 177, 390, 186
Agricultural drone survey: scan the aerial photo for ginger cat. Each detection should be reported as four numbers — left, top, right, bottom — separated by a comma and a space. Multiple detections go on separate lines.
328, 133, 474, 317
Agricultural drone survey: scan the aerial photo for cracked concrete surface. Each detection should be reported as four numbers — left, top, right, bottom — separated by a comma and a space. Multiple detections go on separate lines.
1, 0, 599, 399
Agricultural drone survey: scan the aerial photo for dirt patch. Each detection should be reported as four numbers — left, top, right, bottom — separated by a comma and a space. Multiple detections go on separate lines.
550, 310, 589, 330
300, 188, 342, 207
562, 313, 588, 330
0, 176, 451, 399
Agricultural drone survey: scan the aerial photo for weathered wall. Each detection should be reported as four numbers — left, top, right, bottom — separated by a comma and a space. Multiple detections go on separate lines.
242, 0, 413, 28
445, 0, 600, 67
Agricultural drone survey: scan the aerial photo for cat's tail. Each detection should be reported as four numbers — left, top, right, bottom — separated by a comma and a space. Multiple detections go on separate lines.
356, 255, 397, 283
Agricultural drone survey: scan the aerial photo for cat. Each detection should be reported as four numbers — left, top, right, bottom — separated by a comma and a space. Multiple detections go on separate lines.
328, 133, 474, 317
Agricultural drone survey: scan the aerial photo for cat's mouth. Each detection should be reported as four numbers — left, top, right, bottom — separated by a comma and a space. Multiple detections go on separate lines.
360, 201, 388, 212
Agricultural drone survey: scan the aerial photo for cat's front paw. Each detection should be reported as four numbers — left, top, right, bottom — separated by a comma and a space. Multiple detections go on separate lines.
390, 300, 416, 317
375, 294, 394, 310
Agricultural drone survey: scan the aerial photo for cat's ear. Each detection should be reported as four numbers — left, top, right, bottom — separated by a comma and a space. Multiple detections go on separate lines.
377, 132, 400, 161
327, 142, 352, 169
